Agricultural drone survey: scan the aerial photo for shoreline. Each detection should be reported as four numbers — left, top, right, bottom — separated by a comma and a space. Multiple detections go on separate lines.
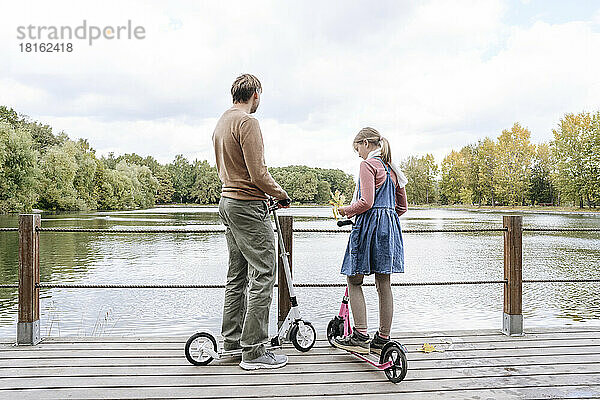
2, 204, 597, 217
154, 203, 600, 216
408, 204, 600, 216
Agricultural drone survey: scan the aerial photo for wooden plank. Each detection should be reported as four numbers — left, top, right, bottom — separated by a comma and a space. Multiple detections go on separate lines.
0, 329, 598, 399
2, 327, 600, 353
2, 355, 600, 379
4, 337, 600, 360
1, 374, 599, 399
13, 331, 600, 347
3, 336, 599, 354
1, 362, 600, 390
2, 344, 600, 367
2, 325, 596, 344
258, 386, 600, 400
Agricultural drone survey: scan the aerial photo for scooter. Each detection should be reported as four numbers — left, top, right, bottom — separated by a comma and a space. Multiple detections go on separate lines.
185, 198, 317, 366
326, 218, 409, 384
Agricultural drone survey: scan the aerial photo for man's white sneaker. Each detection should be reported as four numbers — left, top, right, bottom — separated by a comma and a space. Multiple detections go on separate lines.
239, 350, 288, 370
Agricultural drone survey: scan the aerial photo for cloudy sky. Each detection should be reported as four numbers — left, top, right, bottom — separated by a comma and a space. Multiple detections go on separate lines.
2, 0, 600, 174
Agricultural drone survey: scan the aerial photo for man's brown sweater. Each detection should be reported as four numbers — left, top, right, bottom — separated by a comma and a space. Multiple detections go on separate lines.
213, 107, 288, 201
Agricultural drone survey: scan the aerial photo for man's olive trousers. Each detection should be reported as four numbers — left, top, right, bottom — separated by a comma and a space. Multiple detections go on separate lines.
218, 197, 276, 361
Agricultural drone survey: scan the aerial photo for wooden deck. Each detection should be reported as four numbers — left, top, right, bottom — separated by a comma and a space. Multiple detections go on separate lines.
1, 326, 599, 399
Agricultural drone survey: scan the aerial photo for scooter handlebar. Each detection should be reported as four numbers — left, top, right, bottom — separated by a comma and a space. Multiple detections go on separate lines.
267, 197, 291, 212
337, 219, 354, 227
278, 198, 291, 208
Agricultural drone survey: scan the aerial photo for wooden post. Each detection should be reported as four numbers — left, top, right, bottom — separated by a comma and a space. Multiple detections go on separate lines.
18, 214, 41, 345
277, 215, 293, 328
503, 215, 523, 336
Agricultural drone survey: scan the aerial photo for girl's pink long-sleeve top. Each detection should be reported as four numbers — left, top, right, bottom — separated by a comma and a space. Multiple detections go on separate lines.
343, 159, 408, 219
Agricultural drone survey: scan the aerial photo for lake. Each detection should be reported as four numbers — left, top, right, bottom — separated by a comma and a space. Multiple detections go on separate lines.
1, 206, 599, 338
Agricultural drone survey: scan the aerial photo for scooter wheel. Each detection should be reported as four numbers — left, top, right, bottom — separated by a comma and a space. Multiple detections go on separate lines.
380, 342, 408, 384
185, 332, 217, 366
326, 317, 344, 347
290, 321, 316, 352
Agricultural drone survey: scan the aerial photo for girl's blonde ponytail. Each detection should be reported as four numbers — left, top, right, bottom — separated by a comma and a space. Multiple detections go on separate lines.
379, 137, 391, 164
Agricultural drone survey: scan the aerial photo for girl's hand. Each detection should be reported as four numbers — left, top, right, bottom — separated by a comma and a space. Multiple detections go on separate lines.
338, 207, 347, 217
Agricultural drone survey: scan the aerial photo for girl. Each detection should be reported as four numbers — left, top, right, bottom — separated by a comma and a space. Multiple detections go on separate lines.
334, 127, 408, 354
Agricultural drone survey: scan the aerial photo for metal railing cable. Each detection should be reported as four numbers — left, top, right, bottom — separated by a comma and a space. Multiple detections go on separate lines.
37, 227, 226, 233
5, 279, 599, 290
35, 227, 508, 234
523, 279, 600, 283
34, 280, 508, 289
523, 228, 600, 232
296, 228, 509, 233
33, 227, 600, 233
1, 224, 598, 290
1, 227, 599, 234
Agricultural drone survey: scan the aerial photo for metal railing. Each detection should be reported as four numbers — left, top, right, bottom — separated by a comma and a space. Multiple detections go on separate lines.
3, 213, 599, 345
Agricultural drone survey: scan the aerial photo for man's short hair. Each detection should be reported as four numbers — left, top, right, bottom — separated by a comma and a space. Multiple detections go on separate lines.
231, 74, 262, 103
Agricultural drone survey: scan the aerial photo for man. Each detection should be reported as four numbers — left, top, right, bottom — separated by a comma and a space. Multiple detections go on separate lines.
212, 74, 291, 370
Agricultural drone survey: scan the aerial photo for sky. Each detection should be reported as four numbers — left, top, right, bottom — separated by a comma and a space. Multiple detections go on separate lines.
1, 0, 600, 175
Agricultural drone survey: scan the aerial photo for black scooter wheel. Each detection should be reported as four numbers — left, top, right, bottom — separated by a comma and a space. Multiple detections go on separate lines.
185, 332, 217, 366
290, 321, 316, 352
326, 316, 344, 347
380, 342, 408, 384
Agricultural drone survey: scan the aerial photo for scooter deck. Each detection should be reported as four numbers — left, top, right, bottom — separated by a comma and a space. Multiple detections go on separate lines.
333, 341, 407, 370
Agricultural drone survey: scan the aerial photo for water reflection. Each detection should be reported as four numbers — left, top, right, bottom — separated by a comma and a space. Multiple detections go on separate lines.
0, 207, 598, 337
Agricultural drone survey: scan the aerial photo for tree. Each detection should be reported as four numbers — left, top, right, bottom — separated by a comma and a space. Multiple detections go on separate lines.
402, 155, 438, 205
154, 168, 175, 204
440, 150, 467, 204
1, 106, 65, 153
190, 160, 221, 204
494, 123, 535, 206
422, 154, 438, 203
26, 122, 63, 153
105, 168, 136, 209
290, 171, 318, 202
0, 106, 22, 127
93, 161, 115, 210
461, 145, 480, 205
116, 161, 159, 209
37, 139, 105, 211
315, 180, 331, 204
551, 112, 600, 207
475, 138, 497, 206
37, 143, 80, 210
0, 122, 39, 212
101, 152, 118, 169
71, 139, 98, 210
270, 166, 354, 204
167, 154, 195, 203
528, 143, 556, 205
314, 168, 355, 201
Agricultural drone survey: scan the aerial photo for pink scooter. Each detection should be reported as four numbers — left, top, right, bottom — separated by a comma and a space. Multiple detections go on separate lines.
326, 219, 408, 384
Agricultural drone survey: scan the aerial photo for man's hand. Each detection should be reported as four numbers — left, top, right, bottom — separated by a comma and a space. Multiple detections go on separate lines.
277, 198, 291, 208
338, 206, 347, 217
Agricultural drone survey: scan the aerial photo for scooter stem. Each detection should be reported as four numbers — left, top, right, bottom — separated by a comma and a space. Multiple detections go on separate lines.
272, 209, 297, 302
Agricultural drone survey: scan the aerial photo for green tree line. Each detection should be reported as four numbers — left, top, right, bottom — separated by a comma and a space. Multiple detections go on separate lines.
0, 106, 354, 213
403, 112, 600, 208
2, 105, 598, 212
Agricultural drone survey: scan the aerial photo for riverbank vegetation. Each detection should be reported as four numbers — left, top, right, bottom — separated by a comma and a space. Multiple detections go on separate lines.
402, 115, 599, 208
0, 106, 354, 212
1, 105, 598, 213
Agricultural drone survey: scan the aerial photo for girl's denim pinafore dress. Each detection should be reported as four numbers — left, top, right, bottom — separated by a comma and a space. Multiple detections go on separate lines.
341, 157, 405, 276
